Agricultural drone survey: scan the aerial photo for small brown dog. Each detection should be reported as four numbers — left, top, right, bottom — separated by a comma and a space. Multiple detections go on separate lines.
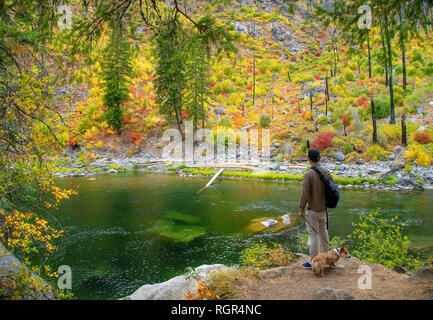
312, 245, 349, 276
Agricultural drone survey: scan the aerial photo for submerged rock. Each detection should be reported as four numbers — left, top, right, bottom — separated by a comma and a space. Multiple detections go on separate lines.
245, 214, 297, 234
150, 217, 205, 243
261, 219, 278, 228
281, 214, 292, 226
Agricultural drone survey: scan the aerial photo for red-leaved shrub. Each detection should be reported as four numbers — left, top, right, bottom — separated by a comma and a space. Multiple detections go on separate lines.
413, 131, 432, 145
342, 114, 350, 127
68, 135, 77, 148
357, 96, 368, 108
182, 110, 189, 119
130, 132, 142, 144
311, 132, 336, 151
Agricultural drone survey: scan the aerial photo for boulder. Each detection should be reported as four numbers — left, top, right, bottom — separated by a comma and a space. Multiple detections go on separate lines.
232, 22, 248, 35
259, 267, 294, 279
214, 107, 225, 116
123, 264, 232, 300
312, 288, 355, 300
334, 152, 346, 162
397, 176, 424, 191
356, 159, 366, 165
0, 245, 55, 300
270, 163, 280, 170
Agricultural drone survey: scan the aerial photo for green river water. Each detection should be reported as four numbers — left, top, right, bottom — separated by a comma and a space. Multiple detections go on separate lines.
39, 172, 433, 300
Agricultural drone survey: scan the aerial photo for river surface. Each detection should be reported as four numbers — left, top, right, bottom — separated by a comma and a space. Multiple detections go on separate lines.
40, 172, 433, 299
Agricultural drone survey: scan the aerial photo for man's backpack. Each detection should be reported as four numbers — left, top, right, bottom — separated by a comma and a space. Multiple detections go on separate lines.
311, 166, 340, 209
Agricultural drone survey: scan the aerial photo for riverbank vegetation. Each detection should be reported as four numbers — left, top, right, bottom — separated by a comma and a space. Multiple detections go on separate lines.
182, 167, 379, 186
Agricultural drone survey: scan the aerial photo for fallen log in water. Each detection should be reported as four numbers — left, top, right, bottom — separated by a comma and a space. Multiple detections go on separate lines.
197, 168, 224, 194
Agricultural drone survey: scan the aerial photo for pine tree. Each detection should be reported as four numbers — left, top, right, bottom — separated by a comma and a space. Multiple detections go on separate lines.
154, 21, 186, 134
184, 32, 212, 131
101, 23, 132, 134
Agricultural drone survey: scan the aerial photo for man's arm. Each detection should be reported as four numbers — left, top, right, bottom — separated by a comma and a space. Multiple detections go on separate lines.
299, 172, 311, 216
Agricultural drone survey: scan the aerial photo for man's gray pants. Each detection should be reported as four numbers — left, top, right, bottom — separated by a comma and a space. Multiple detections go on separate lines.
305, 209, 330, 263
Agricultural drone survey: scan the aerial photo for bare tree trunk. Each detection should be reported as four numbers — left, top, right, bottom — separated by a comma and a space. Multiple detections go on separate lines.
371, 96, 377, 144
384, 17, 396, 124
367, 31, 372, 79
253, 53, 256, 105
401, 41, 407, 92
380, 25, 389, 87
399, 7, 407, 92
401, 108, 407, 146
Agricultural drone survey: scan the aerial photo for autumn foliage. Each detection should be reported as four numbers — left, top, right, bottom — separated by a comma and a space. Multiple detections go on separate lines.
413, 131, 432, 144
130, 132, 143, 143
311, 132, 336, 151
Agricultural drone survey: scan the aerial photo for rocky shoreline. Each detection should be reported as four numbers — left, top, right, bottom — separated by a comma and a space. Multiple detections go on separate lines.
52, 149, 433, 192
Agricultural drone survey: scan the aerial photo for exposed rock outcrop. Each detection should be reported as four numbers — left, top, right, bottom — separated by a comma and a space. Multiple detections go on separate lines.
122, 264, 234, 300
0, 245, 55, 300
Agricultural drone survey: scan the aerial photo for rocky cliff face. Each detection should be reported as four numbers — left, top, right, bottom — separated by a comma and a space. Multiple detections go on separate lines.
0, 245, 55, 300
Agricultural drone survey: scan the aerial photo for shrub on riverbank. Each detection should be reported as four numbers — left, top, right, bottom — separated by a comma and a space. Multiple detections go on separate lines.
348, 210, 424, 271
240, 242, 292, 270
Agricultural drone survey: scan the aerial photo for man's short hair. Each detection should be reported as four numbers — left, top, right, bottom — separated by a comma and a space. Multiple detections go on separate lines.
308, 149, 321, 162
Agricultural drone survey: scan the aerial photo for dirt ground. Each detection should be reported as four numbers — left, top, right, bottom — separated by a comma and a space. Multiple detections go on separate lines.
233, 255, 433, 300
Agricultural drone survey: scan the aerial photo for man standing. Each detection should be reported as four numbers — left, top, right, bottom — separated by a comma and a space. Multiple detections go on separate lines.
298, 149, 332, 269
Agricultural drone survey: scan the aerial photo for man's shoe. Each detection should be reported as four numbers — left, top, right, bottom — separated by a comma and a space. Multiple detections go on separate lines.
302, 262, 312, 269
